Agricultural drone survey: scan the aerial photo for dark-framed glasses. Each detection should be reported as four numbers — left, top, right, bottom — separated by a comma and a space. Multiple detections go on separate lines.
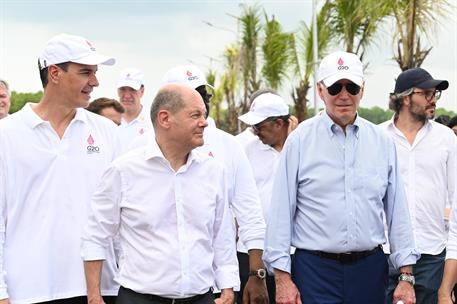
411, 90, 441, 102
326, 82, 361, 96
252, 117, 277, 132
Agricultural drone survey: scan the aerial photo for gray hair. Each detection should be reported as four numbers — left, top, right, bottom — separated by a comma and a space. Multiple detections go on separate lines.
150, 86, 185, 128
0, 79, 10, 97
389, 87, 414, 114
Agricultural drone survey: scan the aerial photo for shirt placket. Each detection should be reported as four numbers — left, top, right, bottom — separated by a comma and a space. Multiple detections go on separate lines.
174, 173, 190, 295
345, 127, 357, 249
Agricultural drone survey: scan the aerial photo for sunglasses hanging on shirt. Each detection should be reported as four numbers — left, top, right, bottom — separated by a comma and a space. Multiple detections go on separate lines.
326, 82, 361, 96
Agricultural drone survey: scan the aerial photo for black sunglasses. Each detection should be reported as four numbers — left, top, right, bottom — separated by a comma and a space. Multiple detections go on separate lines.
325, 82, 361, 96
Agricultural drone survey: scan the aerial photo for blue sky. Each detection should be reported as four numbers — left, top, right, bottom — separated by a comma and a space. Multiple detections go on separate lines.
1, 0, 456, 112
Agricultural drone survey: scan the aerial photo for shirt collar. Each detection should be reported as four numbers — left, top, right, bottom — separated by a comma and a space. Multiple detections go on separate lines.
22, 103, 87, 129
143, 135, 203, 169
322, 110, 360, 138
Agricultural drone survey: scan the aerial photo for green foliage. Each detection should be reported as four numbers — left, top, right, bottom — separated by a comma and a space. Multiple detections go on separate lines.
358, 106, 393, 124
435, 108, 456, 118
9, 91, 43, 114
261, 15, 292, 90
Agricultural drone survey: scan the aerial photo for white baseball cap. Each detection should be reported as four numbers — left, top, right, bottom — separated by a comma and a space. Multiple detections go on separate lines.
238, 93, 289, 125
38, 33, 115, 70
318, 51, 364, 86
116, 68, 145, 90
162, 64, 214, 89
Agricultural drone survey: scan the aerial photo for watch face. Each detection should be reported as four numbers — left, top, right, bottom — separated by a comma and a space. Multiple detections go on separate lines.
257, 269, 267, 279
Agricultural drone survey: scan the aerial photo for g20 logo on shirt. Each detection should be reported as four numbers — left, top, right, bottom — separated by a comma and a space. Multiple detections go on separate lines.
86, 134, 100, 154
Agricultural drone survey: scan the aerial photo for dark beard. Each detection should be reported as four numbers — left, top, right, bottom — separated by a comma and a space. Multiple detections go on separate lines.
408, 102, 431, 123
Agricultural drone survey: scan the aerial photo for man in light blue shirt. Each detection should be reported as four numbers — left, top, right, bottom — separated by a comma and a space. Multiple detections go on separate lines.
263, 51, 420, 304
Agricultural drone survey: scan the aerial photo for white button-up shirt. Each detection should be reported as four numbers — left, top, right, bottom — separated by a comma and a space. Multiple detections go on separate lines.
81, 140, 240, 297
381, 118, 457, 255
0, 104, 120, 303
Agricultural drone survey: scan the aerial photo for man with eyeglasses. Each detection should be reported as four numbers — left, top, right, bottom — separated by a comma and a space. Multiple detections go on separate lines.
380, 68, 453, 304
237, 90, 297, 304
264, 51, 419, 304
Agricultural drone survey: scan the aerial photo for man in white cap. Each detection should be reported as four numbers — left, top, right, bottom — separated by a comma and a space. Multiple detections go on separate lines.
116, 68, 152, 148
380, 68, 452, 304
0, 33, 119, 304
263, 51, 419, 304
161, 65, 268, 304
0, 80, 11, 120
237, 90, 296, 304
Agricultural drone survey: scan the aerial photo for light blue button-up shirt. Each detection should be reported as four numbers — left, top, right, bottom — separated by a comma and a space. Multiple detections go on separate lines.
264, 111, 419, 273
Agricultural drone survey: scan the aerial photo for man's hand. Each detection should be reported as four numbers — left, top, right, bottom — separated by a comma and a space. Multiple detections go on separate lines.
274, 269, 301, 304
87, 294, 105, 304
215, 288, 234, 304
392, 281, 415, 304
243, 276, 268, 304
287, 115, 298, 135
437, 287, 453, 304
0, 298, 10, 304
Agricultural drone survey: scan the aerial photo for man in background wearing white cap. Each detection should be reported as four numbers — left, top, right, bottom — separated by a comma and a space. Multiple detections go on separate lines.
0, 80, 11, 120
264, 51, 419, 304
0, 33, 119, 304
380, 68, 452, 304
237, 90, 296, 304
117, 68, 152, 148
160, 65, 268, 304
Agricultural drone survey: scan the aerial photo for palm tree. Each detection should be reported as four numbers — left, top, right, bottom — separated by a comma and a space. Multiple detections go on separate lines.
261, 14, 292, 91
327, 0, 391, 60
238, 3, 262, 114
220, 44, 240, 134
388, 0, 451, 70
290, 0, 333, 122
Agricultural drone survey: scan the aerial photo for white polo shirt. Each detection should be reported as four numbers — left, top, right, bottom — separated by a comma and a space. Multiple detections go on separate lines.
381, 118, 457, 255
119, 105, 152, 151
235, 128, 256, 148
0, 103, 120, 303
82, 141, 240, 296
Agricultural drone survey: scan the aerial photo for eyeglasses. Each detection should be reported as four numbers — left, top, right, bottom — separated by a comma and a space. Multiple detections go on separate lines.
325, 82, 361, 96
252, 117, 277, 133
411, 90, 441, 102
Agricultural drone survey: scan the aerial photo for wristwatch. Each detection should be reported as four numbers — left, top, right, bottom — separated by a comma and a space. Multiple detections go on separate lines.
249, 268, 267, 279
398, 273, 415, 286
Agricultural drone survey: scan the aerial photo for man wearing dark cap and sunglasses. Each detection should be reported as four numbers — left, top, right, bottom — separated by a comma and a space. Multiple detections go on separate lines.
381, 68, 454, 304
264, 51, 419, 304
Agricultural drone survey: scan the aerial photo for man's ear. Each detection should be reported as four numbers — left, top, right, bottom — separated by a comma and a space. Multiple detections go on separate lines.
48, 65, 62, 85
157, 110, 171, 129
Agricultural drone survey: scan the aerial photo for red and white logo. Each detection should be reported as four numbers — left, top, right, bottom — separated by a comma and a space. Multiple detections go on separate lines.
86, 40, 96, 51
187, 70, 198, 81
208, 151, 214, 157
126, 73, 131, 79
186, 70, 193, 77
139, 128, 144, 135
86, 134, 100, 154
337, 57, 349, 70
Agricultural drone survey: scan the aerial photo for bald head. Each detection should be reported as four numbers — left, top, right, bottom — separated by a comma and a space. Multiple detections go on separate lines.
150, 83, 204, 128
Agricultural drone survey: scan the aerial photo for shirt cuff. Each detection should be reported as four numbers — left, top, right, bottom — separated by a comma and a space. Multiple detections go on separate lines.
243, 239, 264, 252
214, 266, 240, 290
81, 240, 107, 261
446, 250, 457, 260
0, 287, 8, 300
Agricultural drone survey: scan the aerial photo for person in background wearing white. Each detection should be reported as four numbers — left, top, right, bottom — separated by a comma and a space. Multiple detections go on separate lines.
0, 80, 11, 120
82, 83, 239, 304
380, 67, 452, 304
0, 33, 119, 304
237, 90, 297, 304
117, 68, 152, 148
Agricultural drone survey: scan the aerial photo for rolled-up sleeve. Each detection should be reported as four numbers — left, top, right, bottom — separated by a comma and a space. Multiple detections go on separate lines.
213, 169, 240, 290
384, 138, 420, 269
446, 137, 457, 260
264, 134, 299, 274
0, 146, 8, 300
81, 165, 122, 261
230, 142, 266, 251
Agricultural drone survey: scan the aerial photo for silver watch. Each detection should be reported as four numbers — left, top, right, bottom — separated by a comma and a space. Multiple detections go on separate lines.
249, 268, 267, 279
398, 273, 415, 286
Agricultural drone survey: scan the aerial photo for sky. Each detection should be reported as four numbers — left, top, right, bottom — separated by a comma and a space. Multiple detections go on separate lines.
1, 0, 456, 112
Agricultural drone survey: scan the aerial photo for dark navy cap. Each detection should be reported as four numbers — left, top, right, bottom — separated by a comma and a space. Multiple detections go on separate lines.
394, 68, 449, 94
